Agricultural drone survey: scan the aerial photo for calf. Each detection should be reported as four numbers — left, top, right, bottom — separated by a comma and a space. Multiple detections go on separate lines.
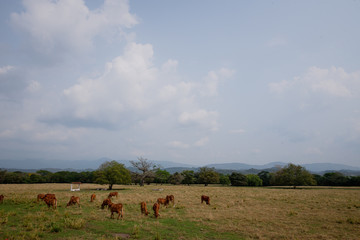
37, 194, 46, 202
67, 196, 80, 207
108, 192, 118, 198
0, 194, 4, 203
90, 194, 96, 202
101, 198, 112, 209
140, 201, 149, 216
109, 203, 124, 219
166, 195, 175, 206
157, 198, 167, 207
153, 202, 160, 218
201, 195, 210, 205
43, 195, 57, 209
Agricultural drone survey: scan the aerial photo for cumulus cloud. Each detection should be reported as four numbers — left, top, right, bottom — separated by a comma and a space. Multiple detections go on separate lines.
56, 42, 230, 132
63, 42, 156, 121
269, 66, 360, 97
201, 68, 235, 96
11, 0, 137, 54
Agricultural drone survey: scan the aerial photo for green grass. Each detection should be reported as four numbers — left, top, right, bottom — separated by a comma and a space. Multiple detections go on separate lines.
0, 184, 359, 239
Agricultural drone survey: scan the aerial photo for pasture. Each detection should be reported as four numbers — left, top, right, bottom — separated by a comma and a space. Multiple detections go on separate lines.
0, 184, 359, 239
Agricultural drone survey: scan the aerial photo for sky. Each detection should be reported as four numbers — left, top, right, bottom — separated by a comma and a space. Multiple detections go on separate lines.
0, 0, 360, 167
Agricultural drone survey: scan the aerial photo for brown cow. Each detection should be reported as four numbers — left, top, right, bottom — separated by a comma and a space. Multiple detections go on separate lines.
153, 202, 160, 218
101, 198, 112, 209
201, 195, 210, 205
43, 195, 57, 209
157, 198, 167, 207
109, 203, 124, 219
90, 194, 96, 202
166, 195, 175, 206
140, 201, 149, 216
0, 194, 4, 203
37, 194, 46, 202
66, 196, 80, 207
108, 192, 118, 198
45, 193, 56, 199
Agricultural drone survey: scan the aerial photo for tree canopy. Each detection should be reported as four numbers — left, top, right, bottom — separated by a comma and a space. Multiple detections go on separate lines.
181, 170, 196, 185
95, 160, 131, 190
197, 167, 220, 186
130, 157, 157, 186
229, 172, 248, 186
154, 169, 170, 184
273, 163, 316, 188
246, 174, 263, 186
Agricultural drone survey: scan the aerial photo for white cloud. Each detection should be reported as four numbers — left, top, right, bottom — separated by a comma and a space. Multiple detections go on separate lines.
63, 42, 156, 121
201, 68, 235, 96
11, 0, 137, 54
269, 66, 360, 97
178, 109, 219, 131
60, 42, 229, 132
269, 79, 296, 94
0, 65, 15, 75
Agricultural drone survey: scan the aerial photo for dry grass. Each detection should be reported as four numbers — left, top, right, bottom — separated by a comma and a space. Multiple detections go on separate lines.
0, 184, 359, 239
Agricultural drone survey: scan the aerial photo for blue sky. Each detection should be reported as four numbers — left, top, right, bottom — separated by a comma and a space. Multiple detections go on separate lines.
0, 0, 359, 167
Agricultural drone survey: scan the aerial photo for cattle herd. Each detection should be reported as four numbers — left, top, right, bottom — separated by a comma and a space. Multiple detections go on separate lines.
0, 192, 210, 220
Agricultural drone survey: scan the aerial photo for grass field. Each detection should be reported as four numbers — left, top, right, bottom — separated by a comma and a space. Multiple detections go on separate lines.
0, 184, 359, 239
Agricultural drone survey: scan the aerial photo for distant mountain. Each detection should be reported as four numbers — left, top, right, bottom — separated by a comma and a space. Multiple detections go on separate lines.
302, 163, 360, 172
205, 162, 360, 172
164, 167, 199, 174
205, 162, 287, 170
1, 158, 359, 174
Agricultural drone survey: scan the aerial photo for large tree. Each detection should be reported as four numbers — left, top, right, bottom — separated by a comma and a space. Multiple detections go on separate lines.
95, 160, 131, 190
229, 172, 248, 186
246, 174, 263, 186
197, 167, 220, 186
168, 172, 184, 185
154, 169, 170, 184
273, 163, 316, 188
130, 157, 156, 186
181, 170, 196, 185
258, 171, 273, 186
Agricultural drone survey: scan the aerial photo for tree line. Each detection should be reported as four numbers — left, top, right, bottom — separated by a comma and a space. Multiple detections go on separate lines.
1, 161, 359, 188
